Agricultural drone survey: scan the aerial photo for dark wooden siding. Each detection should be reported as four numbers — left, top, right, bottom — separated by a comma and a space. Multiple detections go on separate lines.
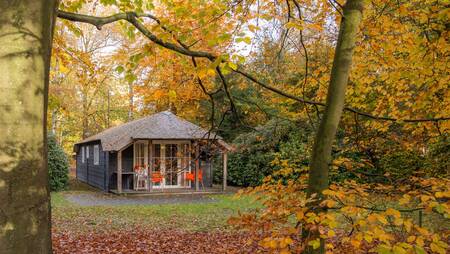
75, 141, 107, 191
108, 152, 117, 190
75, 145, 87, 182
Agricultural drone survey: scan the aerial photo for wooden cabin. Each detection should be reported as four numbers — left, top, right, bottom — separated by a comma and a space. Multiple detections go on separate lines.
73, 111, 232, 193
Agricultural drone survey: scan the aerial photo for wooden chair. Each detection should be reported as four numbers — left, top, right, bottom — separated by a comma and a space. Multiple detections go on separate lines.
186, 170, 204, 189
134, 166, 148, 191
151, 172, 163, 191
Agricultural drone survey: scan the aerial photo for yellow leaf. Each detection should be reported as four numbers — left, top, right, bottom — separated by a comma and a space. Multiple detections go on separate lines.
368, 214, 378, 223
227, 62, 238, 71
364, 234, 373, 243
386, 208, 401, 218
350, 239, 361, 248
269, 240, 277, 249
327, 230, 335, 238
430, 243, 445, 254
392, 245, 407, 254
377, 215, 388, 225
324, 199, 337, 208
420, 195, 431, 202
407, 236, 416, 243
296, 211, 304, 221
416, 236, 425, 246
279, 249, 291, 254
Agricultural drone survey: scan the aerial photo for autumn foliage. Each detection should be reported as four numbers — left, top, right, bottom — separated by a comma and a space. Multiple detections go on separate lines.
47, 0, 449, 253
229, 161, 449, 253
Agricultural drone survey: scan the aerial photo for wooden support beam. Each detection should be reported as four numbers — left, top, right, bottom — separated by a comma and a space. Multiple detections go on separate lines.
149, 140, 153, 192
117, 150, 122, 193
223, 152, 228, 192
195, 142, 200, 191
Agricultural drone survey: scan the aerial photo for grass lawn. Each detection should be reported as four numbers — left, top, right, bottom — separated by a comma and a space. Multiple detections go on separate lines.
51, 178, 265, 253
51, 178, 258, 234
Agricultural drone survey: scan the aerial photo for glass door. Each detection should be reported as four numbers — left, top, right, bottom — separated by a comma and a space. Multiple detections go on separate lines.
152, 144, 162, 187
164, 144, 179, 186
152, 142, 191, 188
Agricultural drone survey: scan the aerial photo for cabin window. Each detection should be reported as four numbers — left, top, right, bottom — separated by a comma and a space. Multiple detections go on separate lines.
81, 146, 85, 163
134, 142, 147, 169
86, 146, 90, 159
93, 145, 99, 165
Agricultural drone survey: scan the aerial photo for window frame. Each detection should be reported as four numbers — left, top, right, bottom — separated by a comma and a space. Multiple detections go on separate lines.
133, 141, 148, 169
81, 146, 85, 163
86, 146, 90, 159
93, 145, 99, 165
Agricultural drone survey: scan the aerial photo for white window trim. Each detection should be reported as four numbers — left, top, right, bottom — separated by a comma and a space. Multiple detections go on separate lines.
93, 145, 99, 165
81, 146, 85, 163
86, 146, 90, 159
151, 141, 191, 189
133, 141, 148, 169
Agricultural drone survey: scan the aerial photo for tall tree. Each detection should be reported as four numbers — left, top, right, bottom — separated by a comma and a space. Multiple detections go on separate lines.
0, 0, 57, 253
306, 0, 365, 253
308, 0, 365, 199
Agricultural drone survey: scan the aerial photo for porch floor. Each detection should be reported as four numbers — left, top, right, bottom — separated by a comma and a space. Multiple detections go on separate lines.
110, 185, 238, 196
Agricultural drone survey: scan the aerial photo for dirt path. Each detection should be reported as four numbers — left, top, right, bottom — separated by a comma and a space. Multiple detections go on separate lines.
64, 192, 218, 206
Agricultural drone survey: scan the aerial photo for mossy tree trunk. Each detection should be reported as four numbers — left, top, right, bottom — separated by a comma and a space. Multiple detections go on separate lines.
0, 0, 57, 253
306, 0, 365, 253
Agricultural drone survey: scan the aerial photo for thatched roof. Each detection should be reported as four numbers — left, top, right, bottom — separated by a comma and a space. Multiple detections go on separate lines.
75, 111, 227, 151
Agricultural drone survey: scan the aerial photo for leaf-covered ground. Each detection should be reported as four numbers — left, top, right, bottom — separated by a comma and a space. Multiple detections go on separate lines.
51, 180, 263, 253
53, 229, 264, 254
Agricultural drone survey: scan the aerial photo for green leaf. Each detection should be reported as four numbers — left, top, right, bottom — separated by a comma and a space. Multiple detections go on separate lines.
414, 246, 426, 254
115, 66, 125, 74
168, 90, 177, 99
228, 62, 238, 71
100, 0, 116, 6
125, 73, 136, 83
236, 37, 251, 44
308, 239, 320, 250
376, 244, 392, 254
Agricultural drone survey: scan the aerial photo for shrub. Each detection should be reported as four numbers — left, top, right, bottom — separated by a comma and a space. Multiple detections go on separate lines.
217, 119, 312, 187
48, 134, 69, 191
379, 150, 424, 180
425, 136, 449, 177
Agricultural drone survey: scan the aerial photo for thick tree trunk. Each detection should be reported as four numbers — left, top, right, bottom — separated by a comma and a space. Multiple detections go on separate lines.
0, 0, 57, 253
306, 0, 365, 253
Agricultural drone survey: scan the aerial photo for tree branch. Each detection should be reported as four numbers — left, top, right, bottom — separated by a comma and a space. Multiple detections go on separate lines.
57, 10, 450, 123
57, 10, 216, 60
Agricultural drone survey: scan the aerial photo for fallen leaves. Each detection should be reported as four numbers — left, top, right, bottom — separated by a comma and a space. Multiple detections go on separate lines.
52, 228, 266, 254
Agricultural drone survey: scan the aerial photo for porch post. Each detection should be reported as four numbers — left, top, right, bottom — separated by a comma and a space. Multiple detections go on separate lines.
222, 152, 228, 192
117, 150, 122, 193
149, 140, 153, 192
195, 141, 200, 191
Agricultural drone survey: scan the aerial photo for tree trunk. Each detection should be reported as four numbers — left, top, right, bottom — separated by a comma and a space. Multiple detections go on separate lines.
0, 1, 57, 253
107, 85, 111, 128
128, 81, 134, 121
51, 109, 58, 135
306, 0, 365, 253
82, 92, 89, 139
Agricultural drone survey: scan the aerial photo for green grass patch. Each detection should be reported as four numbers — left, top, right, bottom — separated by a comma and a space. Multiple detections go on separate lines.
51, 192, 259, 235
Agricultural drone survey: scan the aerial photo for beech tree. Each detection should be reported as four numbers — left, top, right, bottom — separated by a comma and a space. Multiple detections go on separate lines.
0, 0, 57, 253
